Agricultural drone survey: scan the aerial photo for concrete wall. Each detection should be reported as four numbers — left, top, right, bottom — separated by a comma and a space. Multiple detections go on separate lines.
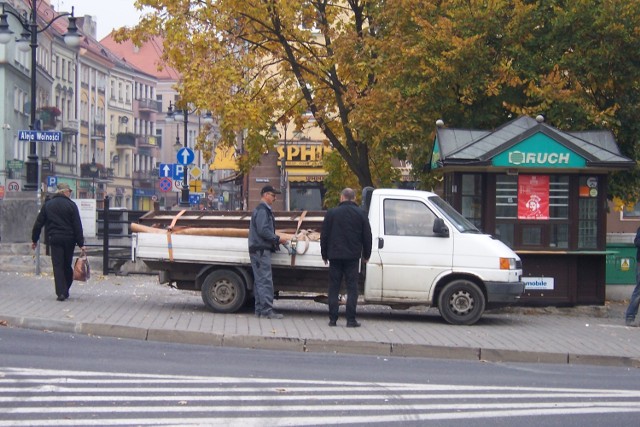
0, 193, 41, 243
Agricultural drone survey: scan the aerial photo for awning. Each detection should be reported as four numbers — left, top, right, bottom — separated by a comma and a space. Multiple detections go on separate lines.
287, 167, 327, 182
219, 172, 243, 184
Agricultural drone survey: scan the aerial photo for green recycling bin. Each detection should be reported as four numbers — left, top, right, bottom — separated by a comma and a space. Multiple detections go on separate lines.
606, 244, 637, 285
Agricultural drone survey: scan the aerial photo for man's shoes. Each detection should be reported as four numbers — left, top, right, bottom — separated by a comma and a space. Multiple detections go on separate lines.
626, 318, 637, 327
328, 320, 337, 327
56, 295, 66, 301
262, 311, 284, 319
346, 321, 361, 328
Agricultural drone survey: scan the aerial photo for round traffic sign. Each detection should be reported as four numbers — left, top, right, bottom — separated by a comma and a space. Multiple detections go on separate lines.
159, 177, 172, 192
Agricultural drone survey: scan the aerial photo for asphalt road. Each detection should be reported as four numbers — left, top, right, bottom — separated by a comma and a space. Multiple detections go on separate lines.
2, 328, 640, 426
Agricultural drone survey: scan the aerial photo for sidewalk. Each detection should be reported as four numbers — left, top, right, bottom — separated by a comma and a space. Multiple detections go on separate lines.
0, 270, 639, 367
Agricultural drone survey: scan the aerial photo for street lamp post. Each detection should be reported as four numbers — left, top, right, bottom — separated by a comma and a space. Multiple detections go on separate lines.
0, 1, 81, 191
89, 156, 98, 199
272, 123, 289, 211
166, 101, 213, 208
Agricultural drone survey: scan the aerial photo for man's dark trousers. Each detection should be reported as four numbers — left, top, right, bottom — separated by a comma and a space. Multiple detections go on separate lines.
328, 259, 359, 323
50, 237, 76, 297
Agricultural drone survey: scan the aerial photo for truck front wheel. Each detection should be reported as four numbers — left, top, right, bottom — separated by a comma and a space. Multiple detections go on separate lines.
201, 270, 247, 313
438, 279, 485, 325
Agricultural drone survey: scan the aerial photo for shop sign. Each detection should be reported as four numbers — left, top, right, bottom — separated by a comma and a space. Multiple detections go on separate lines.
277, 144, 326, 167
7, 160, 24, 170
523, 277, 555, 290
492, 133, 586, 168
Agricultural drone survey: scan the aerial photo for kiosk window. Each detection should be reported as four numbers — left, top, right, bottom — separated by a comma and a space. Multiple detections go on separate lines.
494, 174, 572, 250
384, 199, 437, 237
461, 174, 483, 229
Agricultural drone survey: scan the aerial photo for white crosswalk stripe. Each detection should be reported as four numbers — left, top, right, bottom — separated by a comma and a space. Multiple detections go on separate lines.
1, 367, 640, 426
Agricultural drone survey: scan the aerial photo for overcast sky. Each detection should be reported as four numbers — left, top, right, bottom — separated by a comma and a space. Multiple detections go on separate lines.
55, 0, 146, 40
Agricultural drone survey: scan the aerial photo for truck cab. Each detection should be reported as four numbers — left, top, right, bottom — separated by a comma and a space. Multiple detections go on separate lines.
362, 188, 523, 324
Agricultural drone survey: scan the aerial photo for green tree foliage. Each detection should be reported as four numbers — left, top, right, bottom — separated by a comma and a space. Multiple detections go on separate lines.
119, 0, 640, 203
372, 0, 640, 202
116, 0, 401, 193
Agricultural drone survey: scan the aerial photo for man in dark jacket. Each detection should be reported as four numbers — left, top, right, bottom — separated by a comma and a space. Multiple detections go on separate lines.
625, 226, 640, 327
321, 188, 372, 327
32, 183, 85, 301
248, 185, 288, 319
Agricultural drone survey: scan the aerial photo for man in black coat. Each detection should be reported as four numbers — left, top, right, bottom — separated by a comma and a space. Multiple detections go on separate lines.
321, 188, 372, 327
32, 183, 85, 301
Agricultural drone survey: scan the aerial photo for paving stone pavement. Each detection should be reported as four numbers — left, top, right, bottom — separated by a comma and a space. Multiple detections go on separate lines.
1, 270, 639, 367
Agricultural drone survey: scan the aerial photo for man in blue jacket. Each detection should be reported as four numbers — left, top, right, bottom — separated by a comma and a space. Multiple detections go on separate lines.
625, 226, 640, 327
248, 185, 288, 319
31, 183, 85, 301
321, 188, 372, 327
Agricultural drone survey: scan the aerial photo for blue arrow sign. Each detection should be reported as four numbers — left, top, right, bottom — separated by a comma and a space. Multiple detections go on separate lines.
176, 147, 195, 165
18, 130, 63, 142
159, 163, 174, 178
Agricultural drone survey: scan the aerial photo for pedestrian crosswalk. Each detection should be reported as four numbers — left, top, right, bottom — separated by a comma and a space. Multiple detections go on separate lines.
1, 367, 640, 425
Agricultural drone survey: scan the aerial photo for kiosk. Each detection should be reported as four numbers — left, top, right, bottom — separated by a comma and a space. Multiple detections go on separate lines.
431, 115, 635, 305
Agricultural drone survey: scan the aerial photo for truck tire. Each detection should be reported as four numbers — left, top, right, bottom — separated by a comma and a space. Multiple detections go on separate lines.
201, 270, 247, 313
438, 279, 485, 325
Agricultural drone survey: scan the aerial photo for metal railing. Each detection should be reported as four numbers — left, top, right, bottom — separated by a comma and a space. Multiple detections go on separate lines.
95, 196, 148, 275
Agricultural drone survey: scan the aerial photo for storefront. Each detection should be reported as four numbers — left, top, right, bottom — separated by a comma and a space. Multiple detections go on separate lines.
279, 142, 327, 211
431, 115, 634, 305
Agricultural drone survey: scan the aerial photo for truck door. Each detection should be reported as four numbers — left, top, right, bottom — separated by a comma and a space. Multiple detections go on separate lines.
377, 198, 453, 301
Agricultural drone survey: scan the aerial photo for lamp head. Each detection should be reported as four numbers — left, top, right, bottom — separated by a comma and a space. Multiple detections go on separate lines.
166, 102, 175, 121
0, 13, 14, 45
16, 31, 30, 52
64, 15, 82, 49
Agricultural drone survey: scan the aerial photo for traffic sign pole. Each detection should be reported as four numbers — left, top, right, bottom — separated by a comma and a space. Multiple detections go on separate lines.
176, 147, 195, 208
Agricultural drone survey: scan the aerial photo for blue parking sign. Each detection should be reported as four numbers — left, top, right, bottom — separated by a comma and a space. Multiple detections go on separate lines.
173, 164, 185, 180
47, 176, 57, 187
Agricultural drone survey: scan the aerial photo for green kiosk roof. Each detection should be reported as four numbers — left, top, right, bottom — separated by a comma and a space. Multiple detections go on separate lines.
431, 116, 634, 171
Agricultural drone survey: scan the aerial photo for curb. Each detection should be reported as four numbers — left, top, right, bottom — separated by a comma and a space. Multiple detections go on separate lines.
2, 314, 639, 368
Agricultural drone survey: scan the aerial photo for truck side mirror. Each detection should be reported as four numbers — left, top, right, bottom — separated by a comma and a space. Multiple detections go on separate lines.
433, 217, 449, 237
361, 186, 374, 213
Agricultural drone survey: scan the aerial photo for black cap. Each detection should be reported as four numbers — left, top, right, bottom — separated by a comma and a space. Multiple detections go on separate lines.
261, 185, 281, 195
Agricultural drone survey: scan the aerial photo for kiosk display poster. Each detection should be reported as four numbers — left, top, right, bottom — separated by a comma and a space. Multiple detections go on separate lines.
518, 175, 549, 220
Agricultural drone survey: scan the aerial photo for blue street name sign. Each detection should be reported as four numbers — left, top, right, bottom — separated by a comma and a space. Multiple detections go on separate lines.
176, 147, 195, 165
18, 130, 63, 142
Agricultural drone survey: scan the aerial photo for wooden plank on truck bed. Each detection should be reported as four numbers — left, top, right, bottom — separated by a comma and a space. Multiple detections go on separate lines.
136, 210, 326, 231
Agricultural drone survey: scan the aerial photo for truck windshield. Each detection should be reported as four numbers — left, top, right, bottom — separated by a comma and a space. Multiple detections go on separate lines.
429, 196, 481, 233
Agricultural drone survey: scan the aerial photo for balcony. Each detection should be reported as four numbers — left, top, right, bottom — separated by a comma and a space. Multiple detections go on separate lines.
92, 123, 106, 140
136, 135, 158, 147
37, 106, 61, 131
116, 132, 136, 147
136, 98, 161, 113
62, 119, 79, 134
80, 163, 105, 178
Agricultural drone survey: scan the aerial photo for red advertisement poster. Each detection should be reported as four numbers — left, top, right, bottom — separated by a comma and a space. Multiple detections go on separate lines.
518, 175, 549, 220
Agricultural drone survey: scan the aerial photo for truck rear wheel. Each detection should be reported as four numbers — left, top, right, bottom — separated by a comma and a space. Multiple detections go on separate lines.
201, 270, 246, 313
438, 279, 485, 325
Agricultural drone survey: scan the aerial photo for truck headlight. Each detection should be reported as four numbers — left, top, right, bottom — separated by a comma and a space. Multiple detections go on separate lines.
499, 257, 517, 270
